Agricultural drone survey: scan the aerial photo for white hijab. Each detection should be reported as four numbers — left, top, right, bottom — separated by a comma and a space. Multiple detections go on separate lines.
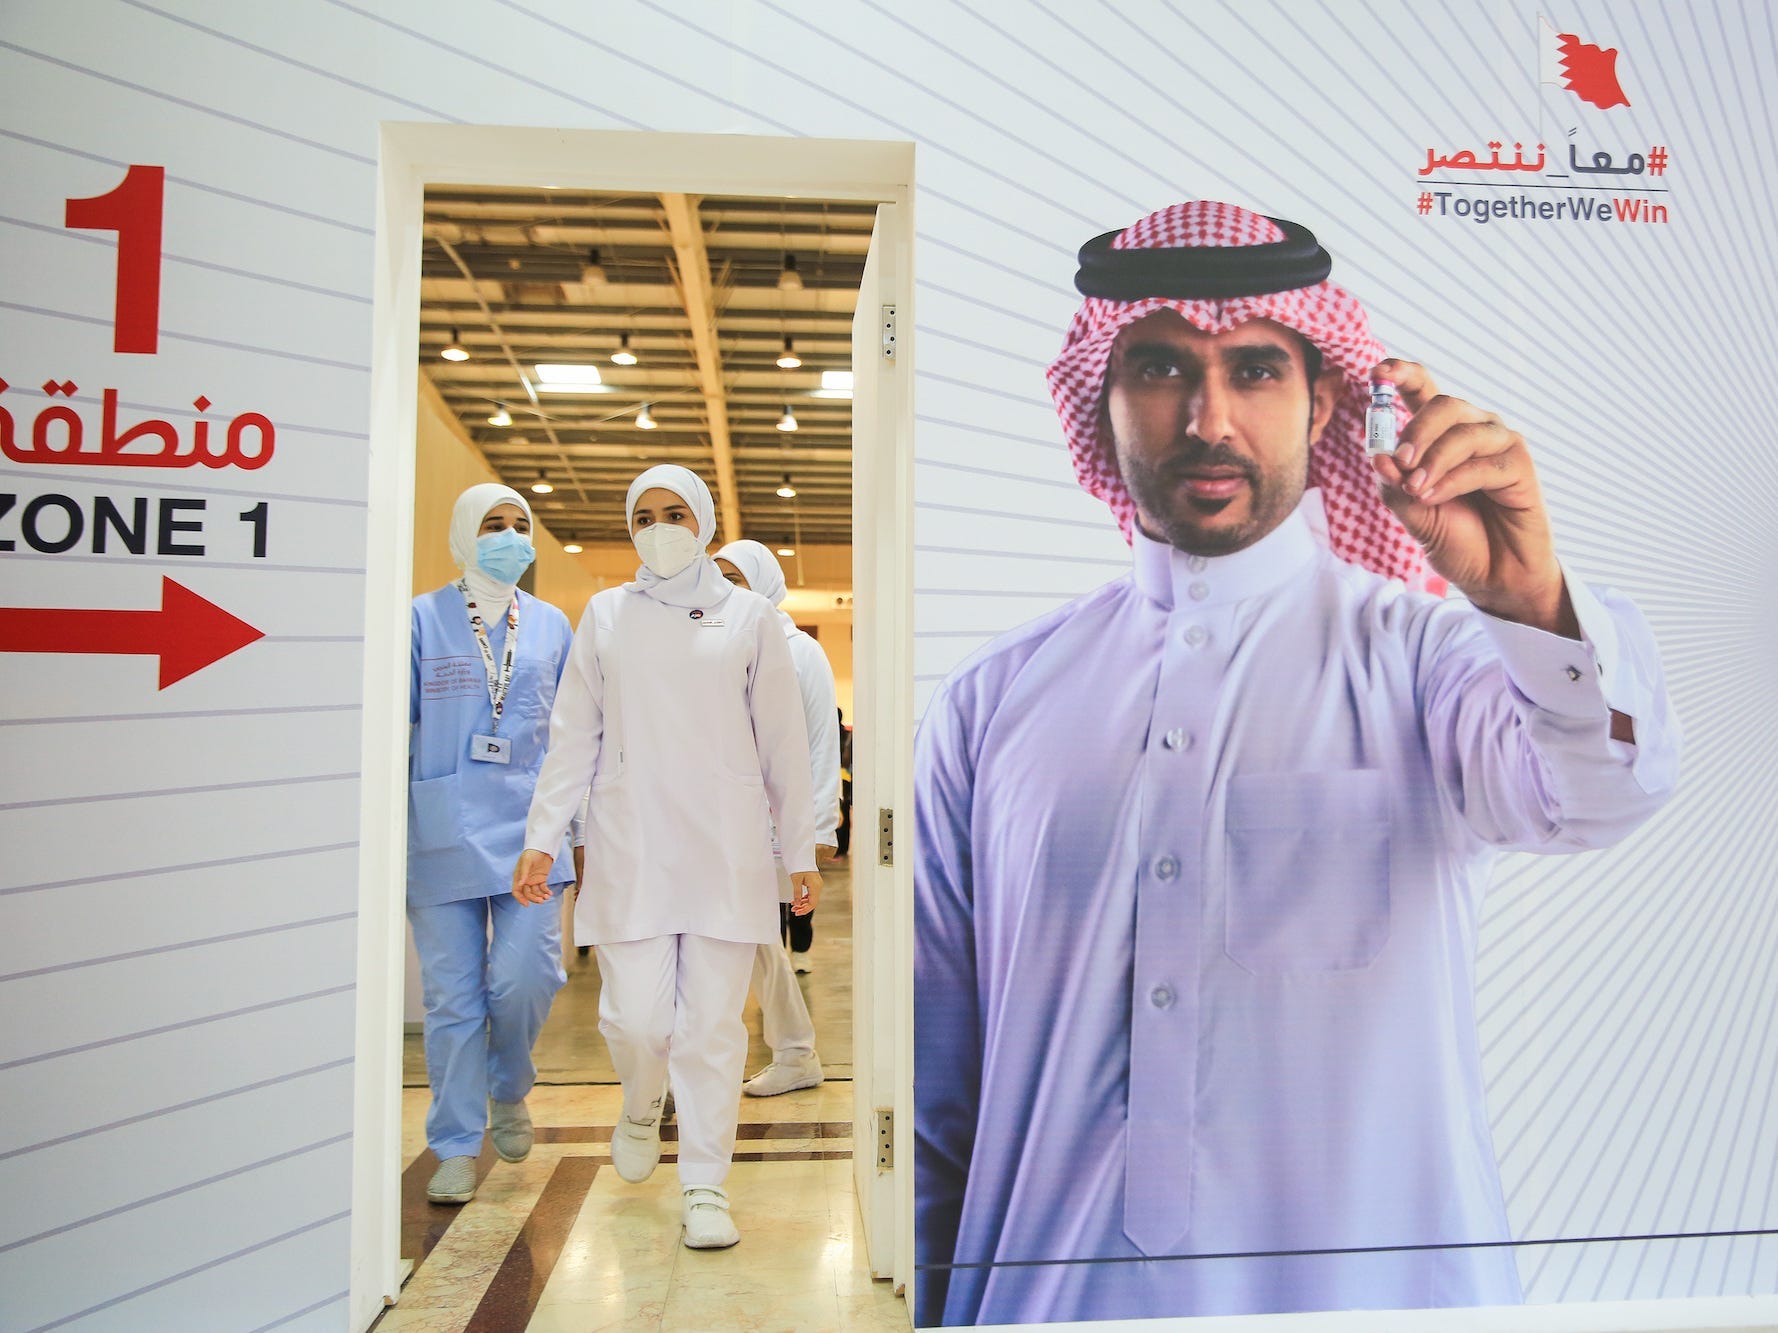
624, 465, 732, 610
714, 539, 796, 634
450, 482, 532, 619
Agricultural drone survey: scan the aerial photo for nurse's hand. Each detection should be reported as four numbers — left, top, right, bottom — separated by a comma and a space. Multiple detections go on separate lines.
512, 849, 555, 906
789, 871, 822, 916
816, 844, 837, 863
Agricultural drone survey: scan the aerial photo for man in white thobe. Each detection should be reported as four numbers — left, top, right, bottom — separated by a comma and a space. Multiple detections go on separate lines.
913, 201, 1679, 1326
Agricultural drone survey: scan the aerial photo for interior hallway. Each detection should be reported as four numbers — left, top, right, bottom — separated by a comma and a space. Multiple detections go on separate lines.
384, 861, 902, 1332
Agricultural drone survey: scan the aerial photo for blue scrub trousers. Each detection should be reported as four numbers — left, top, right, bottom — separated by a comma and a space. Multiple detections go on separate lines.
408, 892, 567, 1160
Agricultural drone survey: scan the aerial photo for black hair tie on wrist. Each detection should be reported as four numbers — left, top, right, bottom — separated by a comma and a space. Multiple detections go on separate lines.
1074, 216, 1332, 300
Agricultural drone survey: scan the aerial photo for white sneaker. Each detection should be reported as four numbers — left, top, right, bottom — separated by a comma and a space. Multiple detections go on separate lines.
426, 1155, 477, 1204
682, 1186, 740, 1249
610, 1114, 662, 1183
743, 1052, 824, 1097
790, 949, 812, 974
489, 1099, 533, 1163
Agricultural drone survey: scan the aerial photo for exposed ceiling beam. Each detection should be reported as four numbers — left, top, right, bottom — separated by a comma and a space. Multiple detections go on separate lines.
479, 441, 853, 464
418, 281, 860, 316
423, 221, 871, 253
420, 187, 857, 546
660, 191, 742, 541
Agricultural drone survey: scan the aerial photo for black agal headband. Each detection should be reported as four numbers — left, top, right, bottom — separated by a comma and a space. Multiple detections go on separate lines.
1073, 216, 1332, 300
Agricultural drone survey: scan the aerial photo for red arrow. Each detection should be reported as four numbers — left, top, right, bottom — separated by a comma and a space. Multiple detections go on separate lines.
0, 576, 264, 688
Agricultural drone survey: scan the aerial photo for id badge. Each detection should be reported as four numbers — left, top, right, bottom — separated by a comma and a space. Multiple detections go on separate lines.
470, 734, 511, 764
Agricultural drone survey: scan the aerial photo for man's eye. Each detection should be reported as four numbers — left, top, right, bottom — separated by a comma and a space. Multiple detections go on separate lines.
1136, 358, 1181, 379
1234, 362, 1280, 382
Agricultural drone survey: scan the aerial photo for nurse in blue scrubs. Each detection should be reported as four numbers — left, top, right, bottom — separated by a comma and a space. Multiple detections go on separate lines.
408, 483, 576, 1204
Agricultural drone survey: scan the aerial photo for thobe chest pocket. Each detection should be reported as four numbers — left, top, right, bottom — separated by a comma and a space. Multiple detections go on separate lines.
1223, 770, 1390, 974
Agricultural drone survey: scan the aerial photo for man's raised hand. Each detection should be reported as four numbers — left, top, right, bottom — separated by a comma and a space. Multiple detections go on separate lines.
1370, 358, 1577, 639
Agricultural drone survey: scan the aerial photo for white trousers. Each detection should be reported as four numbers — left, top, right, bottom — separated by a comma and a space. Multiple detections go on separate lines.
751, 940, 816, 1059
595, 933, 755, 1187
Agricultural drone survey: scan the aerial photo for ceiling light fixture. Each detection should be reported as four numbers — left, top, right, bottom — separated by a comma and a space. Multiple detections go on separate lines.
776, 335, 802, 369
440, 328, 469, 362
487, 403, 512, 427
581, 248, 606, 285
776, 546, 796, 557
776, 404, 798, 433
534, 363, 603, 386
778, 254, 803, 292
530, 473, 555, 495
563, 543, 583, 554
776, 474, 797, 498
611, 332, 638, 366
810, 369, 854, 400
636, 402, 658, 430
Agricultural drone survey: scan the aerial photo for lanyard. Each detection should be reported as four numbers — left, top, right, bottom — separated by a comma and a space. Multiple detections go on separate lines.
457, 579, 519, 733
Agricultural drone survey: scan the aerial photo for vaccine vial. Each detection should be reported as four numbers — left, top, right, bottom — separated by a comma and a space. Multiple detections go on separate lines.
1366, 379, 1398, 456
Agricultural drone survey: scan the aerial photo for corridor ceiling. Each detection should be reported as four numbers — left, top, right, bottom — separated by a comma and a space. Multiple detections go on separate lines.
419, 187, 869, 547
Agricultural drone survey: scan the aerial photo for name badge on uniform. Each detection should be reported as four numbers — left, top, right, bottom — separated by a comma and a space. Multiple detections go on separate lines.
470, 734, 511, 764
699, 617, 725, 627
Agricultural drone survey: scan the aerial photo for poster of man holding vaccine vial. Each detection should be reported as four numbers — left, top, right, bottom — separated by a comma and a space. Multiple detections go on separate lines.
912, 200, 1681, 1327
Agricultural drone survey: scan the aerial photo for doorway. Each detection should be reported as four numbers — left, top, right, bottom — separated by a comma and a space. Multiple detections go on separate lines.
353, 127, 915, 1332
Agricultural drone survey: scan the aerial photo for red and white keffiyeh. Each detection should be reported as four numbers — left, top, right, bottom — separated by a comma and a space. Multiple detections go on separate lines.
1045, 200, 1428, 587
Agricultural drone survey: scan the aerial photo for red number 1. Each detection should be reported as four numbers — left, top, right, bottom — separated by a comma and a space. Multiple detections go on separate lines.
65, 164, 165, 355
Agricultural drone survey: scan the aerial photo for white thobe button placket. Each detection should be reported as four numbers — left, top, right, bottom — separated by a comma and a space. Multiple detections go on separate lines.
1125, 597, 1222, 1256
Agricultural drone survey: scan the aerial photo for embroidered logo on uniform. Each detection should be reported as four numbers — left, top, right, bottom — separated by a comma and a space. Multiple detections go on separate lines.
689, 609, 704, 620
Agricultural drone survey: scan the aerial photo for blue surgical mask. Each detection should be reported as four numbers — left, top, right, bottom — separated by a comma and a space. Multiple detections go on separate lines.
476, 528, 535, 583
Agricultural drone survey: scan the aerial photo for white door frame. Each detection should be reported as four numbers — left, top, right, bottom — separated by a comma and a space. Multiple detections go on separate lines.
849, 197, 917, 1293
349, 125, 916, 1331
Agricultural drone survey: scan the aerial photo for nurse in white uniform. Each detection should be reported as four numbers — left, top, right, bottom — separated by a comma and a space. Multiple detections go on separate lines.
514, 465, 820, 1250
712, 540, 841, 1098
409, 484, 575, 1205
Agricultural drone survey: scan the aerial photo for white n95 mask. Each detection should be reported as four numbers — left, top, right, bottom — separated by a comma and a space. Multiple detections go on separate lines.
633, 523, 701, 579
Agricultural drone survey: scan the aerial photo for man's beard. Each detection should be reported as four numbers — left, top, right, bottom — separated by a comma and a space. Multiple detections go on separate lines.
1122, 436, 1308, 556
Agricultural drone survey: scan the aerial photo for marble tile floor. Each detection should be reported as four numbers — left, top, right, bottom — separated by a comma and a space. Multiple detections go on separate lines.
380, 1082, 906, 1333
386, 862, 900, 1330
